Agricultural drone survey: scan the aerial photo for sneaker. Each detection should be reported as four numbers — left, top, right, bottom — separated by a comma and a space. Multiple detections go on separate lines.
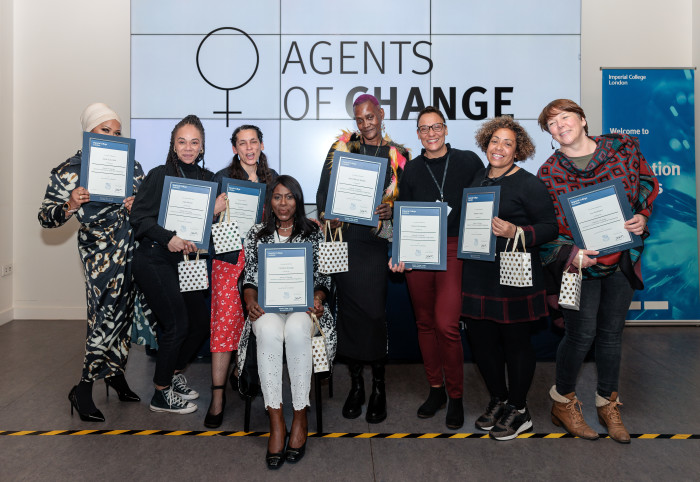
171, 373, 199, 400
475, 397, 507, 431
149, 387, 198, 414
489, 404, 533, 441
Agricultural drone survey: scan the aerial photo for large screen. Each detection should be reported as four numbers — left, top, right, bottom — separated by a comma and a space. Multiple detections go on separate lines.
131, 0, 581, 203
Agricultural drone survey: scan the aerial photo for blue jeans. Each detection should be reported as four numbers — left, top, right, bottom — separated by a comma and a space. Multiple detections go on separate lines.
555, 271, 634, 398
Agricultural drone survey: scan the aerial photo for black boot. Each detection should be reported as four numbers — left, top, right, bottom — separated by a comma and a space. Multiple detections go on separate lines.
342, 362, 365, 419
446, 397, 465, 430
417, 385, 447, 418
366, 362, 387, 423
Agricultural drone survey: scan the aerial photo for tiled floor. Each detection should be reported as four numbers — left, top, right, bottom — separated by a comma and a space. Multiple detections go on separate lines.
1, 320, 699, 480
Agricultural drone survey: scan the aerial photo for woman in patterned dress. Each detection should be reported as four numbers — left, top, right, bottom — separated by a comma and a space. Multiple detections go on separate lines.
237, 175, 336, 469
38, 103, 145, 422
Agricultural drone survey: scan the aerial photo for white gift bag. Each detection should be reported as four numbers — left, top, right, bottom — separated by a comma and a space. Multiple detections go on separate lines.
310, 314, 329, 373
178, 251, 209, 292
319, 220, 349, 274
499, 227, 533, 287
210, 198, 242, 254
559, 251, 584, 311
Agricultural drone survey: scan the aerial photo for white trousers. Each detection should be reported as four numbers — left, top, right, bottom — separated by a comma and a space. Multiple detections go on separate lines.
252, 311, 313, 410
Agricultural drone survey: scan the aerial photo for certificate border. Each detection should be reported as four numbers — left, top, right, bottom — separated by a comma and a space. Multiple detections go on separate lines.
559, 178, 643, 257
457, 186, 501, 261
157, 175, 217, 250
324, 151, 389, 227
258, 243, 314, 313
222, 177, 266, 239
80, 131, 136, 203
392, 201, 448, 271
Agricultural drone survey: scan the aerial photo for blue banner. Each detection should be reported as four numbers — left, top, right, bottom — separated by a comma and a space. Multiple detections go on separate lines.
603, 68, 698, 322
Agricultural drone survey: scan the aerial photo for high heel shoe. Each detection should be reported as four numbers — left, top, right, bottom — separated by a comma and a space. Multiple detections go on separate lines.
105, 374, 140, 402
285, 438, 307, 463
266, 431, 288, 470
203, 385, 226, 428
68, 386, 105, 422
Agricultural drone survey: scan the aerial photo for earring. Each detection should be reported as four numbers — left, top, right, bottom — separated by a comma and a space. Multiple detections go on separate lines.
551, 138, 559, 150
381, 121, 386, 135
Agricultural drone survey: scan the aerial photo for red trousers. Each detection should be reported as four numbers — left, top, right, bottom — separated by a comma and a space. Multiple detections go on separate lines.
405, 237, 463, 398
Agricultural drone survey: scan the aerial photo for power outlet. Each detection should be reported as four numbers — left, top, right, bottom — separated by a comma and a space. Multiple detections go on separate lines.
1, 264, 12, 277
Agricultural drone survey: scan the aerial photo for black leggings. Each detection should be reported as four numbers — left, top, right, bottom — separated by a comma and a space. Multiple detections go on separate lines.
133, 242, 210, 387
466, 319, 536, 409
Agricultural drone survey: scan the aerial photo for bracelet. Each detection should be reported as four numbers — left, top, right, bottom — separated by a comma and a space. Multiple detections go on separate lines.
63, 202, 78, 215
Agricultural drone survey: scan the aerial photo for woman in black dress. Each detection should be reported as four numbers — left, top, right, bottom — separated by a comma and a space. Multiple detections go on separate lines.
316, 94, 410, 423
462, 116, 558, 440
39, 103, 146, 421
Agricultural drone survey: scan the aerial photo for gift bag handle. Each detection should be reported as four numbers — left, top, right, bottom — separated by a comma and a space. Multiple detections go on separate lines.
323, 220, 344, 243
217, 197, 231, 224
503, 226, 527, 253
310, 312, 326, 339
182, 250, 201, 263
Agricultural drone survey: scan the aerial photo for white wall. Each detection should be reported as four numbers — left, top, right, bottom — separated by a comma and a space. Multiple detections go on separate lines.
10, 0, 130, 321
0, 0, 14, 324
3, 0, 698, 321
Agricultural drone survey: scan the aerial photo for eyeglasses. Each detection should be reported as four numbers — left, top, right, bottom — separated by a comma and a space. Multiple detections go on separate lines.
418, 123, 446, 134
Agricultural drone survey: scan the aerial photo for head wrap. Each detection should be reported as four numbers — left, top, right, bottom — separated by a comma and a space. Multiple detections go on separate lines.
80, 103, 121, 133
353, 94, 379, 107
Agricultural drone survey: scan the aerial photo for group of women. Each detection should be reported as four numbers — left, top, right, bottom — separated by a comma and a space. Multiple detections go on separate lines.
39, 95, 657, 468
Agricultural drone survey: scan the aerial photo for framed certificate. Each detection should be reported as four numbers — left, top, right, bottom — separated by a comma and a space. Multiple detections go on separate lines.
559, 179, 643, 257
157, 176, 217, 250
457, 186, 501, 261
258, 243, 313, 313
323, 151, 388, 227
222, 177, 265, 240
79, 132, 136, 203
392, 202, 447, 270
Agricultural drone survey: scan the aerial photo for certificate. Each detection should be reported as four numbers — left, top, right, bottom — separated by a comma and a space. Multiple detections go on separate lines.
324, 151, 388, 227
222, 178, 265, 240
79, 132, 135, 203
392, 202, 447, 270
457, 186, 501, 261
258, 243, 313, 313
157, 176, 217, 249
559, 179, 642, 256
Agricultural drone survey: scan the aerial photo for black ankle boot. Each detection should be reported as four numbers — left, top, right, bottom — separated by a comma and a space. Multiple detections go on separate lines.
417, 385, 447, 418
446, 397, 465, 430
366, 362, 387, 424
342, 362, 365, 419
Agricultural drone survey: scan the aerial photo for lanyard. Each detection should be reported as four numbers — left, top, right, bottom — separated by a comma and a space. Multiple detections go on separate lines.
178, 165, 200, 180
424, 152, 450, 202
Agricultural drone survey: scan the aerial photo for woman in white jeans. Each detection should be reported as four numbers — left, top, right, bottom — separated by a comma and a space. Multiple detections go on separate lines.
237, 175, 336, 470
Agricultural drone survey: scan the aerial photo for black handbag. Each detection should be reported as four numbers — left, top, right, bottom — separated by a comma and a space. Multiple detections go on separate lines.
238, 331, 260, 398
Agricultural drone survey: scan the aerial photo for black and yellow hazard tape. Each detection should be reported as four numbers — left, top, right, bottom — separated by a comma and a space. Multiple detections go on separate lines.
1, 430, 698, 439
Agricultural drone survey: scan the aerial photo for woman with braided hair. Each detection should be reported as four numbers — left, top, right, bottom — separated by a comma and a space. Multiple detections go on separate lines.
131, 115, 227, 414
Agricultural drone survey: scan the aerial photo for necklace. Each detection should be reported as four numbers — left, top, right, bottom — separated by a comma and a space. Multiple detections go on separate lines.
361, 138, 383, 157
480, 163, 517, 186
276, 224, 293, 231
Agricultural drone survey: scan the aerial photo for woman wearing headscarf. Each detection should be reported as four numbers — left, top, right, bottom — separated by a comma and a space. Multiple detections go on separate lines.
537, 99, 659, 443
316, 94, 410, 424
39, 102, 146, 421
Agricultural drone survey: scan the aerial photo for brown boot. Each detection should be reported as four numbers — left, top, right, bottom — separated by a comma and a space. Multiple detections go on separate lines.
549, 386, 599, 440
596, 392, 630, 444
